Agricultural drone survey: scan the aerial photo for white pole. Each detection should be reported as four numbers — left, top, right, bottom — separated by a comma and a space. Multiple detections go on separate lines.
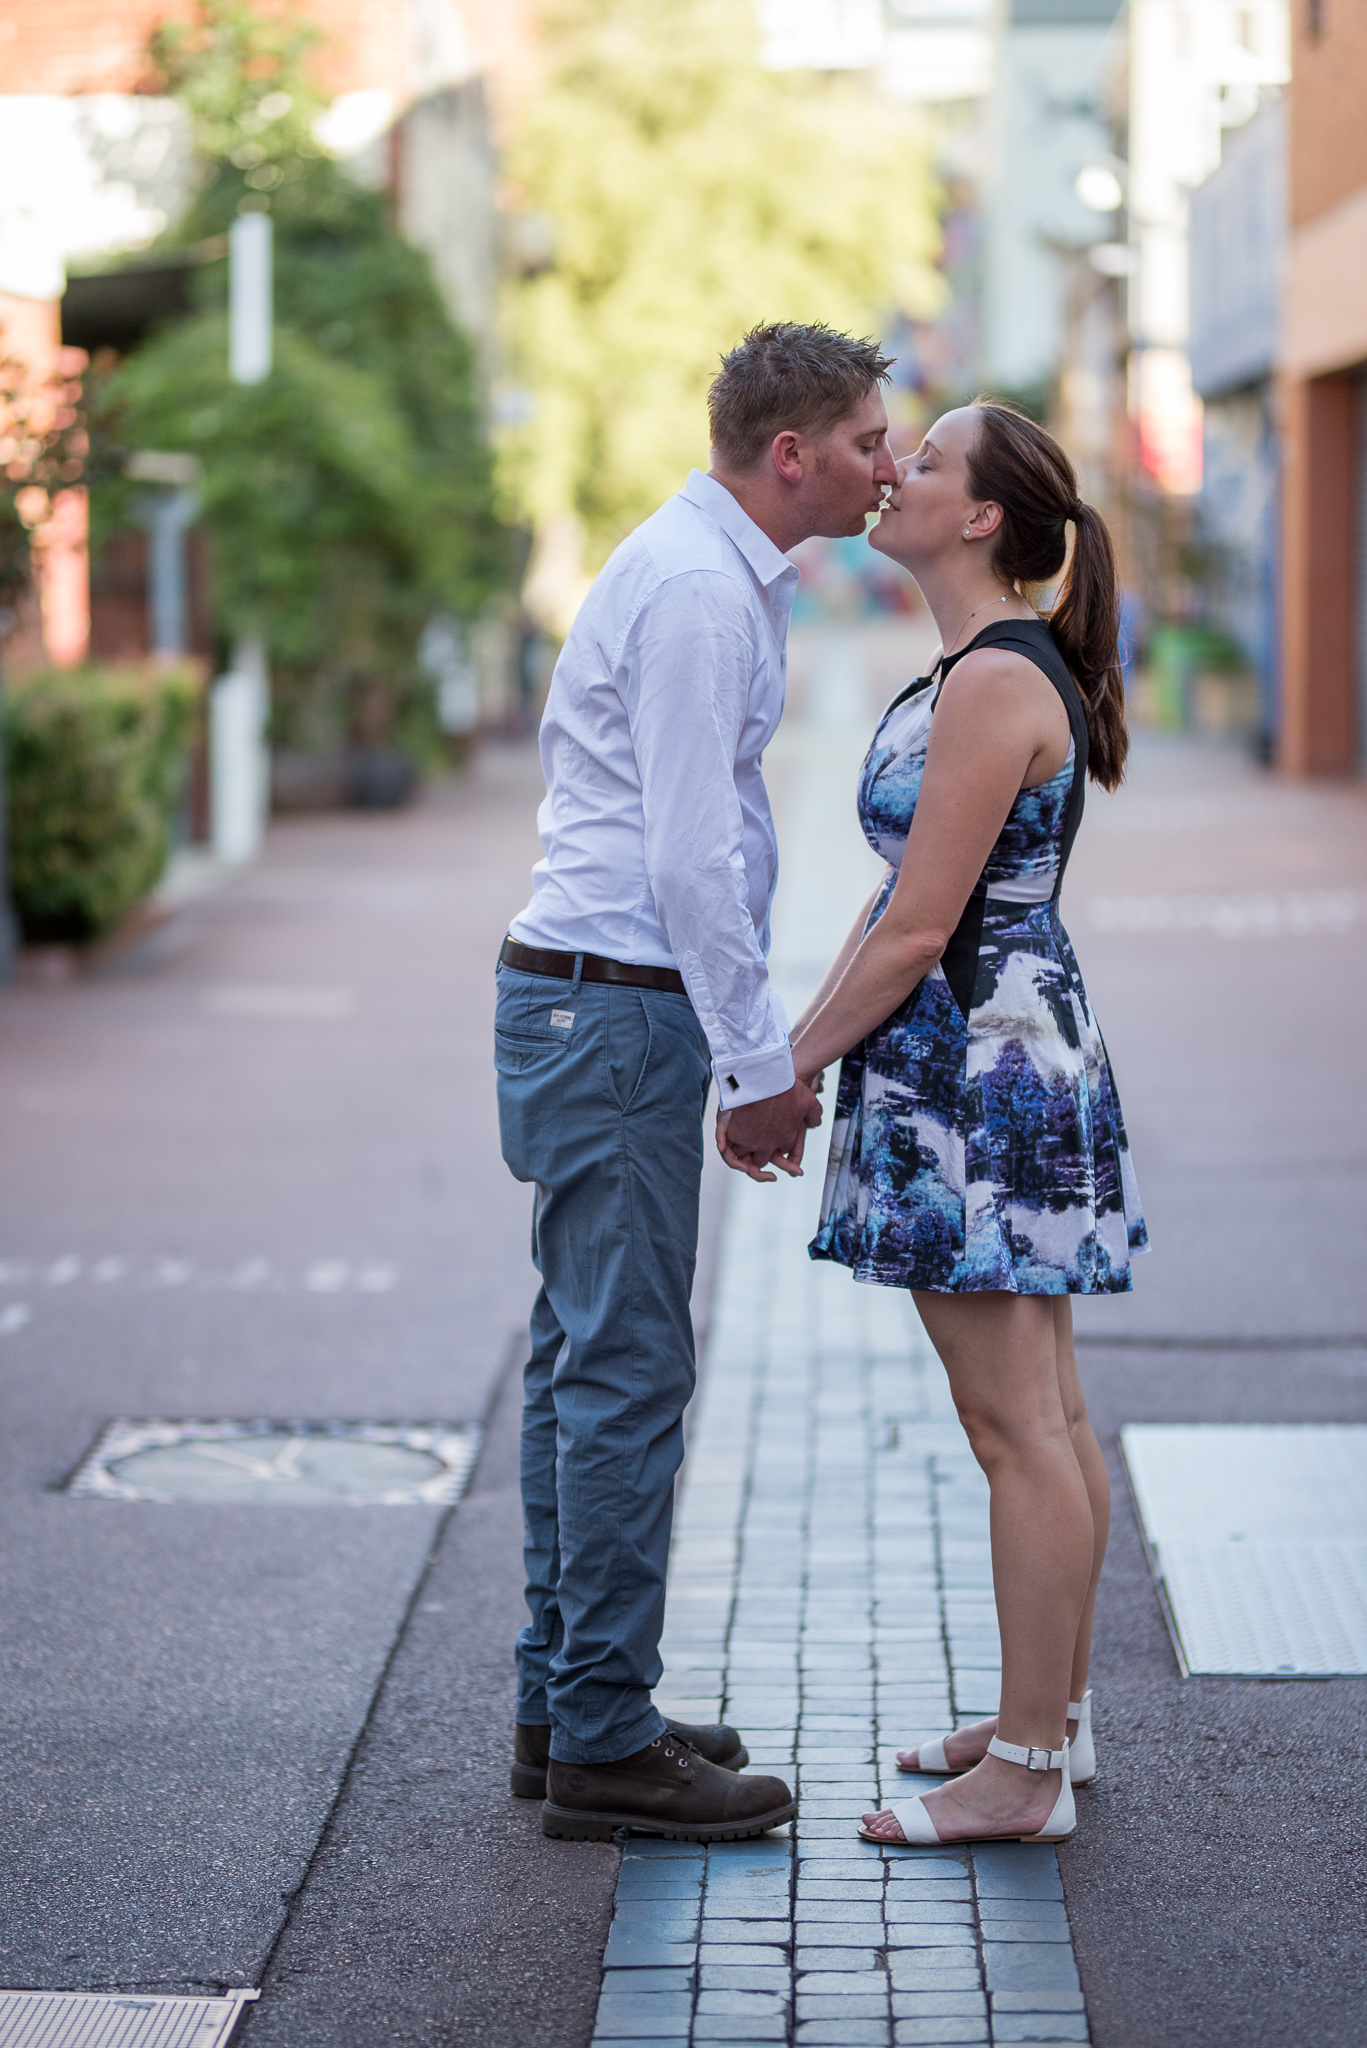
210, 645, 270, 864
229, 213, 273, 384
211, 211, 274, 862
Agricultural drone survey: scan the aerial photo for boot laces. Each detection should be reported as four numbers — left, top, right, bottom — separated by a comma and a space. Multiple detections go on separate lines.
653, 1734, 700, 1772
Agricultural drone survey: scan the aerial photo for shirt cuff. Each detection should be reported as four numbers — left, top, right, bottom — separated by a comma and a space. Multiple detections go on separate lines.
712, 1039, 796, 1111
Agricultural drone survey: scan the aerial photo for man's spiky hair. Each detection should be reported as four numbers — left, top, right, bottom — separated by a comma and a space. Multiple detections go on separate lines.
708, 321, 893, 470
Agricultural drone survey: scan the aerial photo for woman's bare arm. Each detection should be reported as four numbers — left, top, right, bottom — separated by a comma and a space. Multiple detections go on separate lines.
788, 651, 1066, 1084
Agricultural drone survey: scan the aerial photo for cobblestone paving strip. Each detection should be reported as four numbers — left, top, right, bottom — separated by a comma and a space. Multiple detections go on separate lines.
589, 1171, 1092, 2048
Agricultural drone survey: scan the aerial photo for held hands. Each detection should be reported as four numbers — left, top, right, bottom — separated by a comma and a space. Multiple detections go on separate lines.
716, 1077, 823, 1184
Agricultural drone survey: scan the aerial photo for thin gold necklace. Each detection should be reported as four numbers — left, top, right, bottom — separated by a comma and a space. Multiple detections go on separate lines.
943, 590, 1015, 660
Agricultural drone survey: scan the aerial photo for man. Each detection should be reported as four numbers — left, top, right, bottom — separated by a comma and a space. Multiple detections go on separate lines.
497, 321, 898, 1841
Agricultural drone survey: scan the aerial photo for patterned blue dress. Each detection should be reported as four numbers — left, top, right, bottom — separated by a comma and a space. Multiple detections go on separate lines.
810, 619, 1147, 1295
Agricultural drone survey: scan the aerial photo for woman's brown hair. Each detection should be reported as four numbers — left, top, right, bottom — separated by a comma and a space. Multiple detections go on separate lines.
965, 398, 1128, 790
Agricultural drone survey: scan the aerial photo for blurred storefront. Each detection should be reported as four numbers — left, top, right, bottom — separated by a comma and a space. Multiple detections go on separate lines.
980, 1, 1123, 425
1187, 97, 1285, 757
1126, 0, 1287, 488
1279, 0, 1367, 775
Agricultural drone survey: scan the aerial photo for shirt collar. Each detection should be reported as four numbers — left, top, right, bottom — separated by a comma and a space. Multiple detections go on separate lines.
679, 469, 797, 590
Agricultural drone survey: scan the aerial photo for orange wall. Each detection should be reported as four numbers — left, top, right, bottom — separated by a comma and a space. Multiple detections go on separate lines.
0, 2, 195, 95
0, 292, 90, 669
0, 0, 534, 114
1289, 0, 1367, 228
1281, 0, 1367, 774
1280, 370, 1360, 775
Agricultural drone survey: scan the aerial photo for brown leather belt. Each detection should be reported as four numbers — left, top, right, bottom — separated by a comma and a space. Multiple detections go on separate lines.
500, 935, 687, 996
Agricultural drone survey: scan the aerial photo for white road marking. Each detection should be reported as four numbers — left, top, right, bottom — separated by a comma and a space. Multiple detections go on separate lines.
0, 1304, 32, 1336
1087, 887, 1364, 939
356, 1263, 396, 1291
305, 1260, 350, 1292
0, 1255, 401, 1293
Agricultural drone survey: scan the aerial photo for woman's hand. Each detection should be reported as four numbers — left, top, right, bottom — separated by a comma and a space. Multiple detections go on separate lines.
716, 1105, 807, 1183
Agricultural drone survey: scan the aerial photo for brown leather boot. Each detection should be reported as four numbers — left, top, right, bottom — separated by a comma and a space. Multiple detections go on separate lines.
541, 1729, 795, 1842
512, 1718, 749, 1799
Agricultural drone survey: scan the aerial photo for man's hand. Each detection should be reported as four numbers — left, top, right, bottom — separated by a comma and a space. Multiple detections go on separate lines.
716, 1080, 822, 1183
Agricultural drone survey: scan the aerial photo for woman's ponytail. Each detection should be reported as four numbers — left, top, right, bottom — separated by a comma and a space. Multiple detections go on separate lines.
966, 401, 1129, 791
1049, 499, 1127, 791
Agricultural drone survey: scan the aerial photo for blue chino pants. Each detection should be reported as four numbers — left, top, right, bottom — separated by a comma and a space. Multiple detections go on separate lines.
494, 961, 713, 1765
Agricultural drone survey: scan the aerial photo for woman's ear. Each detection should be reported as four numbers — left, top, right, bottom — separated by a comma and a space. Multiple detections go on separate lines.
963, 501, 1004, 542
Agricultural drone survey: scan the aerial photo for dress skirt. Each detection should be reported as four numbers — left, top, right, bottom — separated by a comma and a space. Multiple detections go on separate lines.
809, 898, 1148, 1295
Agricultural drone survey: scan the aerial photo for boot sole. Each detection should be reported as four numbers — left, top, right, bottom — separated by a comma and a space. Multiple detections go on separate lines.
541, 1796, 796, 1843
512, 1746, 749, 1801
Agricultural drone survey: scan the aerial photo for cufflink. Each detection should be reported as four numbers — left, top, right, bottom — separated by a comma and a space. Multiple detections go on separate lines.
726, 1075, 740, 1091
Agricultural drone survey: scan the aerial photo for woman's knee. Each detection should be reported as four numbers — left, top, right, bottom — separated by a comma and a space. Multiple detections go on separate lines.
1061, 1387, 1091, 1439
953, 1392, 1071, 1475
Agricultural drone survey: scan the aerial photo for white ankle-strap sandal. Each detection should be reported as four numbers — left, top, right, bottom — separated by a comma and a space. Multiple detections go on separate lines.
862, 1736, 1075, 1845
1067, 1689, 1095, 1784
900, 1690, 1095, 1786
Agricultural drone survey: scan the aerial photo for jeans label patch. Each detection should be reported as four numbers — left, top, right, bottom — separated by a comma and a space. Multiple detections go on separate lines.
550, 1009, 576, 1029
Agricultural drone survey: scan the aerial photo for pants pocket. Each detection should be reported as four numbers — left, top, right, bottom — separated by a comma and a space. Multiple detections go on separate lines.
494, 1028, 572, 1076
605, 988, 653, 1112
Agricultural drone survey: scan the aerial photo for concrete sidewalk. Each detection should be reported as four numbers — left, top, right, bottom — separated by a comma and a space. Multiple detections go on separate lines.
0, 747, 622, 2039
582, 625, 1367, 2048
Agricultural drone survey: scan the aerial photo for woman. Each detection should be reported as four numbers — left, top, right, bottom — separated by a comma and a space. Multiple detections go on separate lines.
791, 400, 1146, 1847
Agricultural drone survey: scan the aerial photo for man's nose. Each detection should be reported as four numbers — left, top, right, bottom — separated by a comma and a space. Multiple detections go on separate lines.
873, 442, 900, 485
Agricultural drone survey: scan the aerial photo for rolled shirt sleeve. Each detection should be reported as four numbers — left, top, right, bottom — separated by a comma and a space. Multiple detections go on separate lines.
626, 571, 796, 1110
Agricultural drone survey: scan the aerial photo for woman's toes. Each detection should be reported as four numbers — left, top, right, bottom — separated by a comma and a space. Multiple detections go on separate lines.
895, 1750, 918, 1770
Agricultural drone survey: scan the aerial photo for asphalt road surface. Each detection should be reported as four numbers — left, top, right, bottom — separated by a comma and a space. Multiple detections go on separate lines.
1060, 736, 1367, 2048
1, 628, 1363, 2046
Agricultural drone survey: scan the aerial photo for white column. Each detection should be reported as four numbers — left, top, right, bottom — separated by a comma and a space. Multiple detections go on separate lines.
210, 637, 270, 864
229, 213, 273, 384
212, 213, 275, 861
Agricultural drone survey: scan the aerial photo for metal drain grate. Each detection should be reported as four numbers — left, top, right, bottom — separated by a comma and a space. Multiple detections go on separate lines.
66, 1420, 480, 1506
0, 1989, 256, 2048
1122, 1424, 1367, 1675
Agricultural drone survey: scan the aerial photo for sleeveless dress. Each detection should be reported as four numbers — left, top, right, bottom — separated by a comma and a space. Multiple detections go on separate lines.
809, 618, 1147, 1295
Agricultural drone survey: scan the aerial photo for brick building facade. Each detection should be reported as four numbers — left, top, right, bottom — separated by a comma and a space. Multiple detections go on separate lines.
0, 0, 533, 670
1280, 0, 1367, 773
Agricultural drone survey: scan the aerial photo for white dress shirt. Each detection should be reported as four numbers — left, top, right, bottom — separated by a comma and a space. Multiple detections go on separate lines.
510, 469, 799, 1108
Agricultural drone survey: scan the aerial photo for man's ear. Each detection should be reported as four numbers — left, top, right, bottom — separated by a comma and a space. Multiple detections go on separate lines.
771, 430, 804, 485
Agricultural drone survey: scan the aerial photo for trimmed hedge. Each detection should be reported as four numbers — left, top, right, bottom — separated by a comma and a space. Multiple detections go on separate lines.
4, 663, 199, 943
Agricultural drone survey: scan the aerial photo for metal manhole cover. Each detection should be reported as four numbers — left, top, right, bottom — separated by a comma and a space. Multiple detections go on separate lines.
66, 1421, 480, 1506
0, 1988, 256, 2047
1122, 1424, 1367, 1676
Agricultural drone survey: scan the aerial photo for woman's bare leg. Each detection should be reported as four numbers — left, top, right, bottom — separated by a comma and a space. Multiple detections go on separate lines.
867, 1290, 1092, 1841
894, 1296, 1107, 1771
1054, 1296, 1109, 1703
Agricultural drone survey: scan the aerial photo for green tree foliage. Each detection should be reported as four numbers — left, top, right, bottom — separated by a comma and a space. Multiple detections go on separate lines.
4, 663, 197, 941
91, 0, 504, 750
499, 0, 945, 563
